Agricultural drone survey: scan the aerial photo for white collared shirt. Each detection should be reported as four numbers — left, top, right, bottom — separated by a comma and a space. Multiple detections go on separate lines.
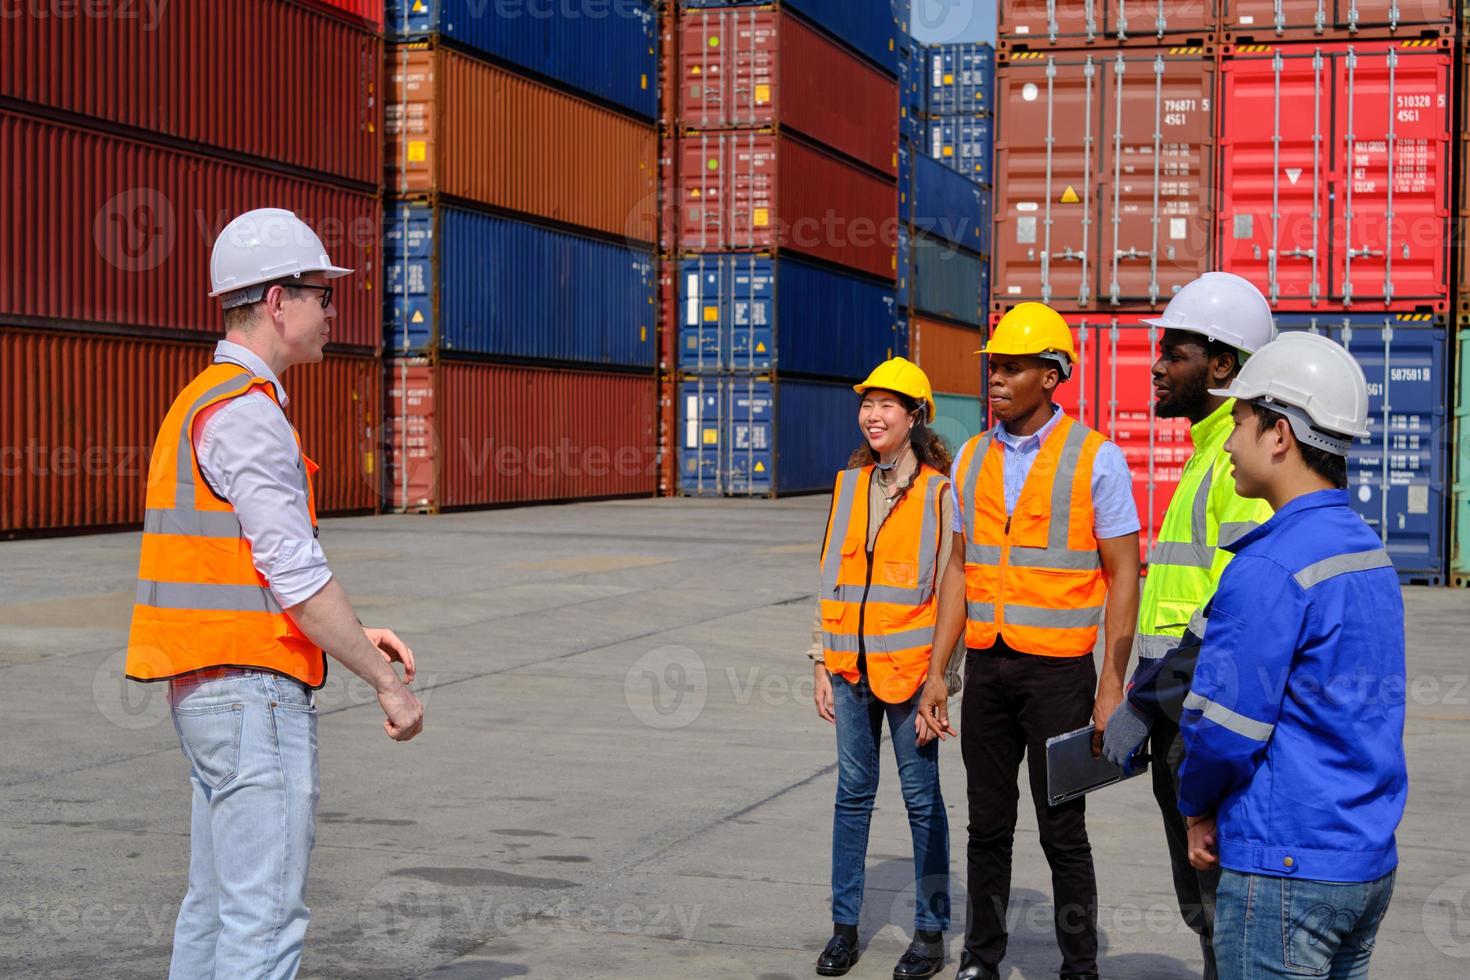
193, 341, 332, 608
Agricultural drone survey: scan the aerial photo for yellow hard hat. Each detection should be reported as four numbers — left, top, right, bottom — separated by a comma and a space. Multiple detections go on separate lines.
979, 303, 1078, 372
853, 357, 937, 422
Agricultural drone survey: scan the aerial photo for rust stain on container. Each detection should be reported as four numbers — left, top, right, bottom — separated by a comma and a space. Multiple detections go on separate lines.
991, 48, 1215, 312
0, 327, 381, 535
386, 359, 658, 511
910, 315, 984, 397
1, 0, 383, 185
386, 43, 658, 243
0, 109, 381, 349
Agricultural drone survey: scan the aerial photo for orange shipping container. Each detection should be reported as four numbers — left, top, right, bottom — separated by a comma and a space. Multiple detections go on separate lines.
910, 315, 984, 396
0, 328, 380, 536
386, 42, 658, 243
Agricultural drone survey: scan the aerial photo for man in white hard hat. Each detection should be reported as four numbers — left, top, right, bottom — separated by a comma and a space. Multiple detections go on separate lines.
1097, 272, 1276, 980
1176, 332, 1406, 978
125, 208, 424, 979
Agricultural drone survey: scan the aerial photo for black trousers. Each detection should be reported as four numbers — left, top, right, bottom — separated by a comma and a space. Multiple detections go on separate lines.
960, 641, 1099, 976
1151, 718, 1221, 980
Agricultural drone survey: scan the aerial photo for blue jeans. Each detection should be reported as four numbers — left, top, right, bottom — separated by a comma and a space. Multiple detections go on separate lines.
831, 674, 949, 934
167, 669, 320, 980
1214, 869, 1395, 980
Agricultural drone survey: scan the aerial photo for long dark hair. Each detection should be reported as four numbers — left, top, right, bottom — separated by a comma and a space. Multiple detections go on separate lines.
847, 391, 954, 510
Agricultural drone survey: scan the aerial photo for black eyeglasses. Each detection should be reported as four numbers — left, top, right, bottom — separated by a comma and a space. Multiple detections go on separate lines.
271, 281, 334, 309
286, 283, 334, 309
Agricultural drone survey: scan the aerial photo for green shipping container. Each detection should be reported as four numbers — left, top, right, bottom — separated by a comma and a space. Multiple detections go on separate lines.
932, 393, 987, 458
1455, 330, 1470, 586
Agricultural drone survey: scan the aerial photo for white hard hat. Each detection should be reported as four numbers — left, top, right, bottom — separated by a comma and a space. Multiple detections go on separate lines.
1210, 332, 1370, 456
209, 208, 353, 309
1143, 271, 1276, 355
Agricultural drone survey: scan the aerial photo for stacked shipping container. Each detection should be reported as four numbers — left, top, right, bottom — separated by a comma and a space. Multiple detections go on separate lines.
670, 1, 904, 496
382, 7, 661, 510
0, 0, 387, 534
990, 0, 1457, 582
901, 40, 995, 436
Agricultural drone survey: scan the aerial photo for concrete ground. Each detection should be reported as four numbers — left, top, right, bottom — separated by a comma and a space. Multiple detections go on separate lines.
2, 497, 1467, 979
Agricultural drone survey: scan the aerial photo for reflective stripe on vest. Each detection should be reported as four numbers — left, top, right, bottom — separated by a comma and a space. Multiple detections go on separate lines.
819, 465, 947, 703
956, 416, 1107, 657
126, 363, 325, 687
1134, 403, 1269, 661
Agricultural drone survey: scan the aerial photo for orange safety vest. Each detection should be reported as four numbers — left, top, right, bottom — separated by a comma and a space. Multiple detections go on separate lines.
818, 463, 949, 703
125, 362, 326, 688
953, 413, 1107, 657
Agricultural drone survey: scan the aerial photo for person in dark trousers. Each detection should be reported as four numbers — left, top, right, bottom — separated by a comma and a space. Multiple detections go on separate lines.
1099, 272, 1276, 980
1175, 332, 1407, 979
810, 358, 963, 979
918, 304, 1141, 980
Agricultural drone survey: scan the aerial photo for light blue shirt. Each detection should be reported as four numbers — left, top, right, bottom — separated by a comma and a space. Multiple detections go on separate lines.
949, 405, 1141, 539
195, 341, 332, 607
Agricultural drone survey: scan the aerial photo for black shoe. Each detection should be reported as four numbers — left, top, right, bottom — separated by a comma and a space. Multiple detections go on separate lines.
954, 952, 999, 980
817, 934, 860, 976
893, 940, 944, 979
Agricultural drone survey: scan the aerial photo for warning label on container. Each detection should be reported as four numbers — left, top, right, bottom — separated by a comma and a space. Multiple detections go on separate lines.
408, 141, 427, 163
1285, 168, 1302, 185
1060, 186, 1080, 204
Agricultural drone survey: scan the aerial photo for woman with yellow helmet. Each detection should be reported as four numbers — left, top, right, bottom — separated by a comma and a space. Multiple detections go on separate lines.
808, 356, 964, 979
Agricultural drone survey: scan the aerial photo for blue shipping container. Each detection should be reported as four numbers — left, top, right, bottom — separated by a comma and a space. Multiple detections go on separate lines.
679, 377, 857, 496
927, 42, 994, 117
898, 40, 926, 146
680, 0, 898, 75
911, 234, 986, 327
386, 0, 658, 119
678, 254, 900, 376
911, 150, 991, 256
1277, 315, 1449, 583
386, 203, 656, 368
927, 117, 992, 186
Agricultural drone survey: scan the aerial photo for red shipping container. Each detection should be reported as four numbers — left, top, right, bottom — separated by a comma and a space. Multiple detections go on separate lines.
0, 109, 381, 349
992, 48, 1216, 312
1066, 313, 1193, 563
679, 9, 899, 176
300, 0, 385, 31
1, 0, 382, 186
386, 359, 658, 511
0, 327, 381, 535
679, 132, 897, 281
1218, 40, 1452, 312
910, 315, 983, 396
1220, 0, 1452, 43
386, 43, 658, 243
999, 0, 1217, 49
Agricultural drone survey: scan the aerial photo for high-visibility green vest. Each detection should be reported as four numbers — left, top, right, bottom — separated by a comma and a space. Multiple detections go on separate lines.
1133, 398, 1275, 661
